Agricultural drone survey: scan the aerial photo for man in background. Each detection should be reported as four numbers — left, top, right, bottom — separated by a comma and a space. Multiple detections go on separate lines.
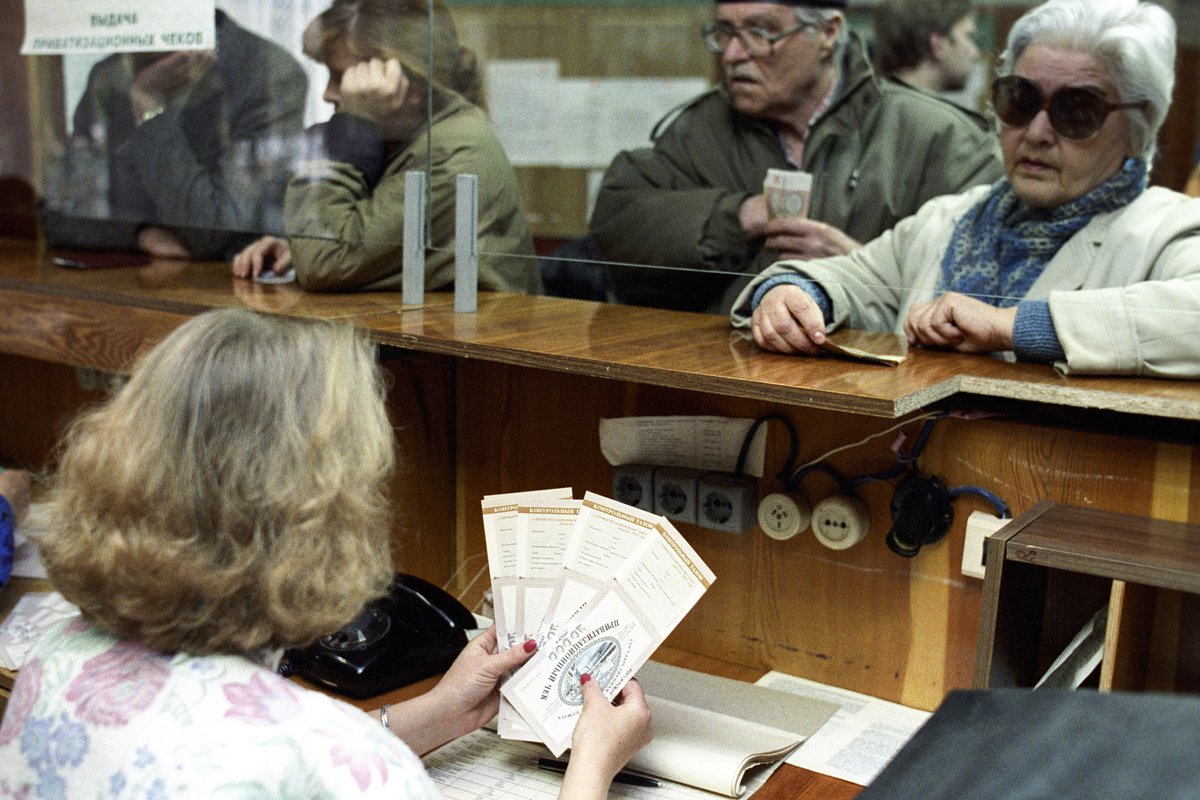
873, 0, 980, 95
39, 10, 307, 261
589, 0, 1002, 315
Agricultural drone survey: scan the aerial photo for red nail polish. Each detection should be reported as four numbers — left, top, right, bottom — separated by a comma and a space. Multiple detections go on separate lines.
523, 639, 537, 653
580, 673, 592, 685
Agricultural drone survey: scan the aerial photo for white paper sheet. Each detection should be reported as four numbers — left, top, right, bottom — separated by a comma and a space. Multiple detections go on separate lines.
22, 0, 216, 55
484, 59, 561, 167
0, 592, 79, 670
483, 61, 707, 169
425, 727, 775, 799
755, 671, 930, 786
10, 528, 48, 579
599, 416, 767, 478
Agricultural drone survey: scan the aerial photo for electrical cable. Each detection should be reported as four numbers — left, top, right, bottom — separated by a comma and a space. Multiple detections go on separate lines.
787, 462, 856, 496
787, 410, 942, 484
949, 485, 1012, 518
735, 413, 799, 482
843, 413, 946, 487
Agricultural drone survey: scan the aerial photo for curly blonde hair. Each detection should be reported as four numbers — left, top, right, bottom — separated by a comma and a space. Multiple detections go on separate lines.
34, 308, 396, 655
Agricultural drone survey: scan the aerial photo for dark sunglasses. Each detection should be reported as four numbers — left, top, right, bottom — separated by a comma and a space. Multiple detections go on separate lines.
991, 75, 1146, 140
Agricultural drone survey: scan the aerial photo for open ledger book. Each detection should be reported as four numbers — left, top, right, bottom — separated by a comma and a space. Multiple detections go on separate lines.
425, 660, 839, 798
629, 661, 839, 796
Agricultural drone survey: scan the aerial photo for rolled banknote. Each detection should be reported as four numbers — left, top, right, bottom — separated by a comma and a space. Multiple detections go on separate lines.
764, 168, 813, 220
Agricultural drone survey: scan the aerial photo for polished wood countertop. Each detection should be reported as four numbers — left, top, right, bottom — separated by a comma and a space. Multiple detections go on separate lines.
3, 238, 1200, 421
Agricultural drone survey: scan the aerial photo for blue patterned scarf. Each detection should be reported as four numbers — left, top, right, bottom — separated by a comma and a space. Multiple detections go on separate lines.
939, 158, 1148, 307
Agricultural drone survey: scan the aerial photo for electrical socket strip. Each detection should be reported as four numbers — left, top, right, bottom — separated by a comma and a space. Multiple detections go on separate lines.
610, 466, 759, 533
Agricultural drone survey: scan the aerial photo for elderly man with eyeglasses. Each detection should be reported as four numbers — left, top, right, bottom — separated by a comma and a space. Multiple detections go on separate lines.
588, 0, 1002, 315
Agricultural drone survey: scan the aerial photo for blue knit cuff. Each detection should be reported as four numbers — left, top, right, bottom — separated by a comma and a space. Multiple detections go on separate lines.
317, 113, 388, 189
750, 275, 833, 320
1013, 300, 1066, 363
0, 494, 14, 587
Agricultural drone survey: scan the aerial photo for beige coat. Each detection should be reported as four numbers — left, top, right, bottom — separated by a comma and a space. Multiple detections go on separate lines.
731, 186, 1200, 378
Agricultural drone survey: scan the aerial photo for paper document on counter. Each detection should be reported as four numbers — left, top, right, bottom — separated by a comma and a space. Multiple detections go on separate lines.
599, 416, 767, 477
502, 510, 715, 755
631, 661, 839, 797
429, 662, 837, 798
426, 727, 774, 799
755, 671, 930, 786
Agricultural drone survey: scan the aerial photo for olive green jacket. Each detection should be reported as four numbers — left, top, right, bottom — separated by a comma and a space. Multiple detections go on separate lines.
589, 34, 1003, 314
286, 94, 540, 294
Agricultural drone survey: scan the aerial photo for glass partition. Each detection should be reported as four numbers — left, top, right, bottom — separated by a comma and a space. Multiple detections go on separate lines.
8, 0, 1200, 323
428, 0, 1200, 326
32, 2, 328, 262
429, 1, 1006, 313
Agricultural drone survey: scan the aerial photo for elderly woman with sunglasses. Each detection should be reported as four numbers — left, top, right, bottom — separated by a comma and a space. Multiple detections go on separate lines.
731, 0, 1200, 378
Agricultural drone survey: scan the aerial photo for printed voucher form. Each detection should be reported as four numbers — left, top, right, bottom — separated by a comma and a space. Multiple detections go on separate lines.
482, 487, 573, 740
482, 487, 573, 651
500, 492, 715, 756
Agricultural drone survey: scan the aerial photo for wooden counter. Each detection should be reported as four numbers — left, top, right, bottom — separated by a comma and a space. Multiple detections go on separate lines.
4, 238, 1200, 421
2, 238, 1199, 712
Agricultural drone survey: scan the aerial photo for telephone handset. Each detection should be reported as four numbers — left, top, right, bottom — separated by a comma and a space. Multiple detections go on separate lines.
279, 572, 475, 699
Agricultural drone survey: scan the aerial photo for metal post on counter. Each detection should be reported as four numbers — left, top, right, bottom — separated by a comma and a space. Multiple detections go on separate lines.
402, 169, 427, 306
454, 173, 478, 313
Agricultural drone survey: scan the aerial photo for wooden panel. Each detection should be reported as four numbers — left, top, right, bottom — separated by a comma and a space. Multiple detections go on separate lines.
3, 240, 1200, 707
380, 352, 459, 588
0, 287, 187, 372
1004, 505, 1200, 593
0, 354, 108, 468
454, 364, 1195, 709
0, 0, 33, 186
1101, 580, 1156, 691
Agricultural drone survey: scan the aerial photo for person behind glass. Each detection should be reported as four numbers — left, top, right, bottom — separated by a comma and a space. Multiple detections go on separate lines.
873, 0, 981, 96
38, 10, 308, 261
587, 0, 1003, 315
734, 0, 1200, 379
231, 0, 541, 295
0, 309, 649, 796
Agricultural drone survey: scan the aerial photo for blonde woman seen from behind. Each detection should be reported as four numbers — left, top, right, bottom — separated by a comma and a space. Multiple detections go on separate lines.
0, 308, 648, 797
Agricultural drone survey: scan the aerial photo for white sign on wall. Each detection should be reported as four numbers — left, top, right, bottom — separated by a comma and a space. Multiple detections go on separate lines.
21, 0, 216, 55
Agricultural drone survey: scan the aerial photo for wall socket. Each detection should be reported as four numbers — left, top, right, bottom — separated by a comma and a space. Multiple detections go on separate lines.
697, 472, 758, 533
652, 467, 704, 524
611, 466, 760, 532
757, 492, 811, 540
961, 511, 1009, 579
811, 494, 870, 550
611, 464, 656, 511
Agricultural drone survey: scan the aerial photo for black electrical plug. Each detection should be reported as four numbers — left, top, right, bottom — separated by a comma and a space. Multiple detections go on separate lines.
886, 473, 953, 558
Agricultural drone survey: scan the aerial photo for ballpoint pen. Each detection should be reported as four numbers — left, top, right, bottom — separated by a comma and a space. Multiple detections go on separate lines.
536, 757, 662, 788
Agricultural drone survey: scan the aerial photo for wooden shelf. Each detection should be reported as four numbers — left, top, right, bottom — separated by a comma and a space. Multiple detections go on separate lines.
975, 501, 1200, 692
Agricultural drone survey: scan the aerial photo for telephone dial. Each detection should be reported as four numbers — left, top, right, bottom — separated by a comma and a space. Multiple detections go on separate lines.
279, 572, 475, 698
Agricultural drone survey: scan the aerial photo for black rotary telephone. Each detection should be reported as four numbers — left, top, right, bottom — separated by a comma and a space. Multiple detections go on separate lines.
279, 572, 476, 699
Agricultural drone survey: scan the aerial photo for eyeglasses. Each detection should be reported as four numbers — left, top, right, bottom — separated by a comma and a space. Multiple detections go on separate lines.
991, 75, 1146, 141
701, 21, 812, 58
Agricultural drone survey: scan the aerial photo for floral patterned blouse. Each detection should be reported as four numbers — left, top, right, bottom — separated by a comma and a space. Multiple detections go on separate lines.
0, 616, 442, 799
